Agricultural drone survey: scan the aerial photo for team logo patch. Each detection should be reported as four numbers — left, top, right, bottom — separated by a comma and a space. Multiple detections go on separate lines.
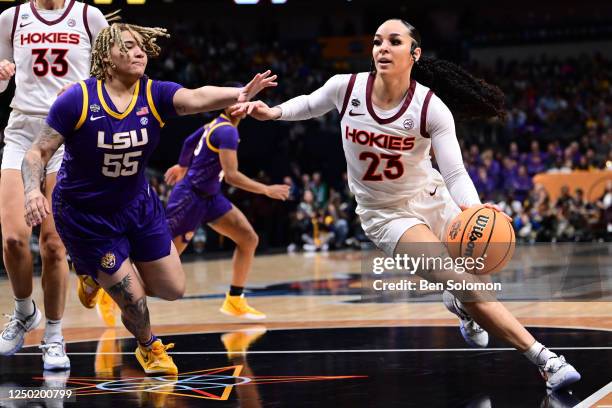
403, 118, 414, 130
140, 117, 149, 126
100, 252, 116, 269
90, 104, 101, 113
67, 18, 76, 27
351, 98, 360, 107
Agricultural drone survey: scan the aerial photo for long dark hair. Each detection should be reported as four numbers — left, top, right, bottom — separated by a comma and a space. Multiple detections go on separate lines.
381, 20, 506, 122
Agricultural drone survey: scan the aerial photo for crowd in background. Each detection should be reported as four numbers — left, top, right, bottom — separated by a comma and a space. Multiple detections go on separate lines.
139, 34, 612, 252
1, 21, 611, 259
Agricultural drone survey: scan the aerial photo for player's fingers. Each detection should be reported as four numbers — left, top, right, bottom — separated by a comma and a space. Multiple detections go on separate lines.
24, 209, 32, 227
35, 198, 48, 220
26, 202, 41, 226
483, 203, 513, 222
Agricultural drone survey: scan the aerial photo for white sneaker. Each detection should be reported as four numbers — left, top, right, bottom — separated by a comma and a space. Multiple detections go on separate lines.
0, 305, 42, 355
442, 290, 489, 348
539, 355, 581, 391
40, 339, 71, 371
43, 369, 71, 408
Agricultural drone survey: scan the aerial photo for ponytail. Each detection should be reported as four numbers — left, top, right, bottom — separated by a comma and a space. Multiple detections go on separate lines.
412, 56, 506, 121
386, 19, 506, 121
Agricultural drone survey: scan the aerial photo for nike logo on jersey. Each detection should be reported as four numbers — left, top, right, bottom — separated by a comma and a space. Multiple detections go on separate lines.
349, 110, 365, 117
90, 115, 105, 121
19, 22, 33, 28
429, 186, 438, 196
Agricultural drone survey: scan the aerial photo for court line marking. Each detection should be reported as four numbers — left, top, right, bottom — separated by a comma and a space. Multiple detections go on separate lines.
23, 323, 612, 349
573, 381, 612, 408
13, 346, 612, 356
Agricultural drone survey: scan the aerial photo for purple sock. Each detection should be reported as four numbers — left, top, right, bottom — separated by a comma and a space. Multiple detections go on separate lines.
140, 334, 158, 348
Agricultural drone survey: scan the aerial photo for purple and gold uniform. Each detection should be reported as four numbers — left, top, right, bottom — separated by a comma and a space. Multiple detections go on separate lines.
47, 76, 182, 277
166, 114, 238, 238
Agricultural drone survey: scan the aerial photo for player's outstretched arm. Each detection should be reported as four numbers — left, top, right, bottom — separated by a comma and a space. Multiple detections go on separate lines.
172, 70, 277, 116
22, 124, 65, 227
231, 100, 281, 121
232, 74, 348, 121
219, 149, 289, 200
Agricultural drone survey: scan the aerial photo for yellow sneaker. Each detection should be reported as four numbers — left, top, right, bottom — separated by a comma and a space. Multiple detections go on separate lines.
219, 293, 266, 320
139, 375, 177, 408
221, 326, 267, 356
95, 329, 122, 376
77, 275, 101, 309
96, 290, 117, 327
135, 339, 178, 375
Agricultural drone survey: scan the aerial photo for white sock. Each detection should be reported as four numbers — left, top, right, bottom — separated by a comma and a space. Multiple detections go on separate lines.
14, 297, 35, 320
523, 341, 556, 366
44, 319, 63, 343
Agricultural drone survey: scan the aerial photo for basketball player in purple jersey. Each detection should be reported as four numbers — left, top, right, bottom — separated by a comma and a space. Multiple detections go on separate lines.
164, 85, 290, 320
0, 0, 108, 369
21, 23, 277, 375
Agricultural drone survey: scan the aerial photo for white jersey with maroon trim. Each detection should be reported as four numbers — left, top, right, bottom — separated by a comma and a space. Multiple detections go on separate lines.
2, 0, 105, 116
277, 71, 480, 209
339, 72, 442, 207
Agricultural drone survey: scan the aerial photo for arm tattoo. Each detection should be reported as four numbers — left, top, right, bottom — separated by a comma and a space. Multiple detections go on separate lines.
22, 153, 44, 195
107, 274, 151, 340
22, 124, 64, 194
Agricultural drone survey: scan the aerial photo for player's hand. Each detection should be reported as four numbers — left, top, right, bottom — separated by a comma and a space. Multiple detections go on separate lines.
231, 101, 281, 121
24, 190, 50, 227
0, 60, 16, 81
164, 164, 188, 186
237, 70, 277, 102
57, 83, 74, 97
265, 184, 290, 201
460, 203, 512, 222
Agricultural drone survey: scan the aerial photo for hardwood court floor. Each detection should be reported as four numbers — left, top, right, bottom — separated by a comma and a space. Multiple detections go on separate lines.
0, 248, 610, 407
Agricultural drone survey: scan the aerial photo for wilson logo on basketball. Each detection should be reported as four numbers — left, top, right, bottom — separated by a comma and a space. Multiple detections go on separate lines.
448, 220, 461, 240
463, 215, 490, 257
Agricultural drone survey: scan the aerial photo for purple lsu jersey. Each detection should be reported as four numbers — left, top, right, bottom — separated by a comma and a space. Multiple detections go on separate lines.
177, 114, 239, 196
47, 75, 182, 212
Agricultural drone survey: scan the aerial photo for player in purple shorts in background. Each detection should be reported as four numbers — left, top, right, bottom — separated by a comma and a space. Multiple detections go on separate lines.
20, 23, 277, 375
164, 82, 290, 320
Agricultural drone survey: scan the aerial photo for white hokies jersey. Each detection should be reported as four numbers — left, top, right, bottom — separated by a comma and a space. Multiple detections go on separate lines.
339, 72, 443, 207
278, 71, 481, 210
0, 0, 106, 116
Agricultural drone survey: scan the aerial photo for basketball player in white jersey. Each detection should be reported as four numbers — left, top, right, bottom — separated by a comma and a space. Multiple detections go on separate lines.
0, 0, 107, 370
233, 19, 581, 391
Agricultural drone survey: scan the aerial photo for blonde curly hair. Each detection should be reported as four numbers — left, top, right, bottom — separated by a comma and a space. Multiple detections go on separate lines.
90, 23, 170, 80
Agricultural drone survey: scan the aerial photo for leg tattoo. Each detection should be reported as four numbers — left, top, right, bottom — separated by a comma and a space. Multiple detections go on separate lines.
107, 275, 151, 342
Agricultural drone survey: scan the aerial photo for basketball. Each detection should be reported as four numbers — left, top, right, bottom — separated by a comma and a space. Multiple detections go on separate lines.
446, 205, 515, 275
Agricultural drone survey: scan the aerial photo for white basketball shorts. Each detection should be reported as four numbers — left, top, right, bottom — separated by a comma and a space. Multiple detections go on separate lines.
2, 110, 64, 174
